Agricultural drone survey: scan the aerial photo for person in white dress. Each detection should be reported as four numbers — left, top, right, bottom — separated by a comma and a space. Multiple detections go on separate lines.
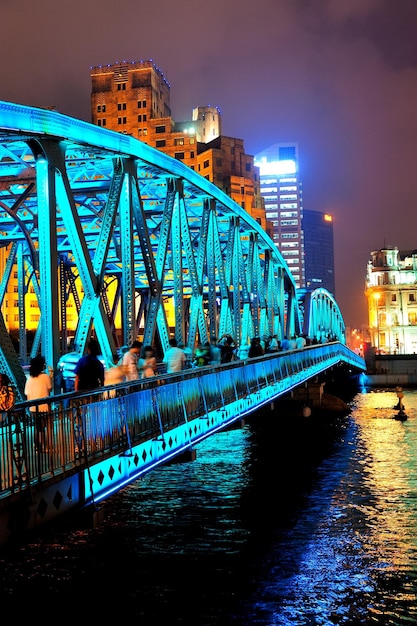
24, 355, 53, 452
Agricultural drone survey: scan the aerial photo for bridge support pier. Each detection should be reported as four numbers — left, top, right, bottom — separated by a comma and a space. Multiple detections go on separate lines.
166, 447, 197, 465
292, 381, 326, 409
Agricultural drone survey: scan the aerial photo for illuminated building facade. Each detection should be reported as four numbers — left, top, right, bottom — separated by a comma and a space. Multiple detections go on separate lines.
91, 61, 267, 232
365, 247, 417, 354
303, 209, 335, 295
254, 143, 304, 288
91, 60, 172, 137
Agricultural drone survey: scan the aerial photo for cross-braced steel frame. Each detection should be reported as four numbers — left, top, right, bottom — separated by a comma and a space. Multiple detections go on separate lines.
0, 102, 345, 398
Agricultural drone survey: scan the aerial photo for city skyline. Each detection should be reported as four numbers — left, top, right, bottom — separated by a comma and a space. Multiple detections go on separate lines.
2, 0, 417, 328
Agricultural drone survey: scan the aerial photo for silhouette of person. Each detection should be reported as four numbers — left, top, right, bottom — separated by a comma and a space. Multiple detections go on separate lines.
74, 339, 104, 391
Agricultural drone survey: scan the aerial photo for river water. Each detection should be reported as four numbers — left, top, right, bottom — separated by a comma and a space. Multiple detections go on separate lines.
1, 387, 417, 625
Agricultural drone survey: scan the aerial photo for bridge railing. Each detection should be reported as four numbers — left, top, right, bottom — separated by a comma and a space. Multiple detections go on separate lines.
0, 343, 365, 502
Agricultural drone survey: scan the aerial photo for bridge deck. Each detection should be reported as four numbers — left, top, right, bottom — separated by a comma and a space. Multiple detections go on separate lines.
0, 344, 365, 547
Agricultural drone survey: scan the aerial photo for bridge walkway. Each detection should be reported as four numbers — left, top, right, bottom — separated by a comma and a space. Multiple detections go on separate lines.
0, 343, 365, 547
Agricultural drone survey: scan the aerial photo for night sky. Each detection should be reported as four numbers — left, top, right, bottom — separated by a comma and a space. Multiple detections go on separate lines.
2, 0, 417, 329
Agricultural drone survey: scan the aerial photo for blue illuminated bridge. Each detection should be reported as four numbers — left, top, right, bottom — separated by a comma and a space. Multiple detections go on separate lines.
0, 102, 365, 546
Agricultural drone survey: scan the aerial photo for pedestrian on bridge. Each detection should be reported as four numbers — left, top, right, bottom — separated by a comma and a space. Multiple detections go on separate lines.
248, 337, 264, 358
122, 340, 142, 381
193, 342, 211, 367
24, 355, 53, 452
163, 338, 186, 373
295, 334, 307, 349
218, 334, 236, 363
266, 335, 280, 353
104, 355, 128, 397
209, 340, 222, 364
74, 339, 105, 392
139, 346, 158, 378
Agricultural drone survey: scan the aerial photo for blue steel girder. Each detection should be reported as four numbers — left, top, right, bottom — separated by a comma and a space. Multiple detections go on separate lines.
195, 198, 211, 344
264, 250, 274, 338
130, 164, 162, 349
23, 256, 42, 359
180, 193, 203, 348
171, 183, 185, 346
0, 101, 347, 392
17, 244, 28, 361
34, 147, 60, 374
119, 167, 135, 348
233, 218, 244, 346
52, 148, 113, 362
305, 288, 345, 343
207, 200, 219, 342
212, 216, 231, 340
247, 234, 258, 335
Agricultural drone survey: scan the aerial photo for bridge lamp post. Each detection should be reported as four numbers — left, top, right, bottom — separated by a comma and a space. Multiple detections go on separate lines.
374, 293, 381, 354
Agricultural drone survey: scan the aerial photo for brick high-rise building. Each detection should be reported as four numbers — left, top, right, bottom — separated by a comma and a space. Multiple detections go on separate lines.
91, 60, 172, 137
90, 60, 268, 233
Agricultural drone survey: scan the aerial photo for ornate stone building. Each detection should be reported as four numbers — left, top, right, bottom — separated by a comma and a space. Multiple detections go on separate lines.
365, 247, 417, 354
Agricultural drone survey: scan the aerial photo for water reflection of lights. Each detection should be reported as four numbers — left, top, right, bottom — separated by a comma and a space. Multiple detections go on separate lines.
353, 391, 417, 575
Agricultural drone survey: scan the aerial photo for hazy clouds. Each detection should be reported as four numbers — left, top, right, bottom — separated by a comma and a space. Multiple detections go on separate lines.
2, 0, 417, 326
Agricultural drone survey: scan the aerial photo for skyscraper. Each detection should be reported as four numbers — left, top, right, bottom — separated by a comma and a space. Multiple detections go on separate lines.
254, 143, 304, 288
303, 209, 335, 295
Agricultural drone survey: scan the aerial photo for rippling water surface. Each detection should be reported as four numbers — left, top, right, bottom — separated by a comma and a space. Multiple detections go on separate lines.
1, 388, 417, 625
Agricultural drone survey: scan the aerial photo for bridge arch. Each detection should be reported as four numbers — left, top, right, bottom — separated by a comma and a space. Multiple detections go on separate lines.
300, 288, 346, 344
0, 102, 345, 396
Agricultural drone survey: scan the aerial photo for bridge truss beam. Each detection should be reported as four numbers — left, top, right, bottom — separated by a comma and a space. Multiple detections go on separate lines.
0, 102, 345, 395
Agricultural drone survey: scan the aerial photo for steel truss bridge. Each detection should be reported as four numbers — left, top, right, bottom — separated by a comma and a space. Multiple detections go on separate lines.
0, 102, 366, 546
0, 101, 350, 399
0, 343, 364, 547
